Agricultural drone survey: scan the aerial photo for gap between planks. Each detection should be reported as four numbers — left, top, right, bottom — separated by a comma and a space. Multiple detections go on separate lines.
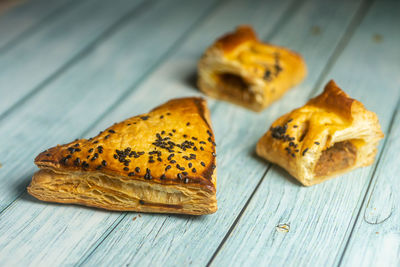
0, 0, 153, 123
0, 0, 80, 53
207, 0, 377, 264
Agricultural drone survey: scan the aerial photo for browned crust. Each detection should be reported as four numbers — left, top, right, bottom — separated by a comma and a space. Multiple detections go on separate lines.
307, 80, 357, 121
215, 25, 258, 53
34, 97, 217, 193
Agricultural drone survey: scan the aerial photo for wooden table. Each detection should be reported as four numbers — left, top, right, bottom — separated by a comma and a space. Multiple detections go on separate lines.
0, 0, 399, 266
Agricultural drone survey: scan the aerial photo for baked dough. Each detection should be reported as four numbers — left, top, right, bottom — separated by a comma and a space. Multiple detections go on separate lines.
28, 97, 217, 215
198, 25, 307, 111
256, 80, 384, 186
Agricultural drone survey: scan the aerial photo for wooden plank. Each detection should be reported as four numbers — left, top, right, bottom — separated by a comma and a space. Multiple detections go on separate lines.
0, 0, 146, 118
341, 105, 400, 267
0, 0, 219, 265
0, 0, 74, 50
79, 0, 366, 265
337, 3, 400, 265
211, 0, 400, 266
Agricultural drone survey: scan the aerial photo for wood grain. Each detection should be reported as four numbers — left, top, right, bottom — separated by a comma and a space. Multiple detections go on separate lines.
0, 0, 398, 265
211, 0, 400, 266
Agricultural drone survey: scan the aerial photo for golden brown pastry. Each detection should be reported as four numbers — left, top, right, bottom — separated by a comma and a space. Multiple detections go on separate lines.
256, 80, 384, 186
198, 25, 307, 112
28, 97, 217, 215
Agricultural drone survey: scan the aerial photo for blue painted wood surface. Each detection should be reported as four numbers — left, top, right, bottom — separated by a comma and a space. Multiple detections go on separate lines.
0, 0, 399, 266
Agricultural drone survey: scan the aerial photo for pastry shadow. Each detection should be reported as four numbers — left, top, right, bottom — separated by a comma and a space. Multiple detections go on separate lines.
184, 70, 200, 92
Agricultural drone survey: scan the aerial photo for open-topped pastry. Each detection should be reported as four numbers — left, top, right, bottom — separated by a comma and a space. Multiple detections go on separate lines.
198, 25, 307, 111
256, 80, 384, 186
28, 97, 217, 215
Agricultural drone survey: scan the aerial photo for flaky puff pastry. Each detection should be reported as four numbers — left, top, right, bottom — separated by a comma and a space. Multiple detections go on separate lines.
28, 97, 217, 215
256, 80, 384, 186
198, 25, 307, 112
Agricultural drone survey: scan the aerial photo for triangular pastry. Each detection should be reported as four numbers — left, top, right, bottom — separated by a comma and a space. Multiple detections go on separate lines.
28, 97, 217, 215
256, 80, 384, 186
198, 25, 307, 112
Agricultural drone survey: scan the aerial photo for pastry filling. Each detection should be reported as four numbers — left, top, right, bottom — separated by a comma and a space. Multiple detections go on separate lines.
216, 73, 256, 103
314, 141, 357, 177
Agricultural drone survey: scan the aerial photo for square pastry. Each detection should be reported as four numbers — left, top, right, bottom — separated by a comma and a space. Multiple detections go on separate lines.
256, 80, 384, 186
198, 25, 307, 111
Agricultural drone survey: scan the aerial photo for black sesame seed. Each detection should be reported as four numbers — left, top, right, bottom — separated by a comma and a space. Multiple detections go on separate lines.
128, 172, 135, 176
168, 154, 175, 160
135, 167, 140, 173
293, 125, 298, 128
140, 116, 149, 120
93, 141, 99, 144
139, 200, 145, 205
188, 162, 192, 168
287, 118, 293, 123
170, 160, 176, 164
160, 115, 164, 119
105, 135, 110, 140
172, 129, 176, 133
183, 134, 188, 138
291, 153, 295, 157
165, 165, 171, 171
88, 148, 94, 153
182, 171, 188, 176
200, 141, 206, 144
124, 161, 129, 166
201, 162, 206, 167
160, 174, 166, 180
190, 154, 196, 159
157, 157, 162, 162
101, 160, 107, 166
315, 142, 320, 145
74, 143, 80, 147
167, 112, 171, 115
124, 167, 129, 171
108, 129, 115, 133
200, 147, 204, 151
186, 122, 190, 126
113, 154, 118, 159
144, 168, 152, 180
302, 148, 309, 156
192, 168, 196, 173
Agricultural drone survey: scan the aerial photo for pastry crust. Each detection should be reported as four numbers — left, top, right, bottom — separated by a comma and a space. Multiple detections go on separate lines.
28, 97, 217, 215
256, 80, 384, 186
198, 25, 307, 111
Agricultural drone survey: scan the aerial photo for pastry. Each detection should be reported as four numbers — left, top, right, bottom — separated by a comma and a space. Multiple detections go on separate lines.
256, 80, 384, 186
197, 25, 307, 111
28, 97, 217, 215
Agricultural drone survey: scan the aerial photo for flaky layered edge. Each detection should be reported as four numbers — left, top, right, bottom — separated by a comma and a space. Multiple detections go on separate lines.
27, 168, 217, 215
